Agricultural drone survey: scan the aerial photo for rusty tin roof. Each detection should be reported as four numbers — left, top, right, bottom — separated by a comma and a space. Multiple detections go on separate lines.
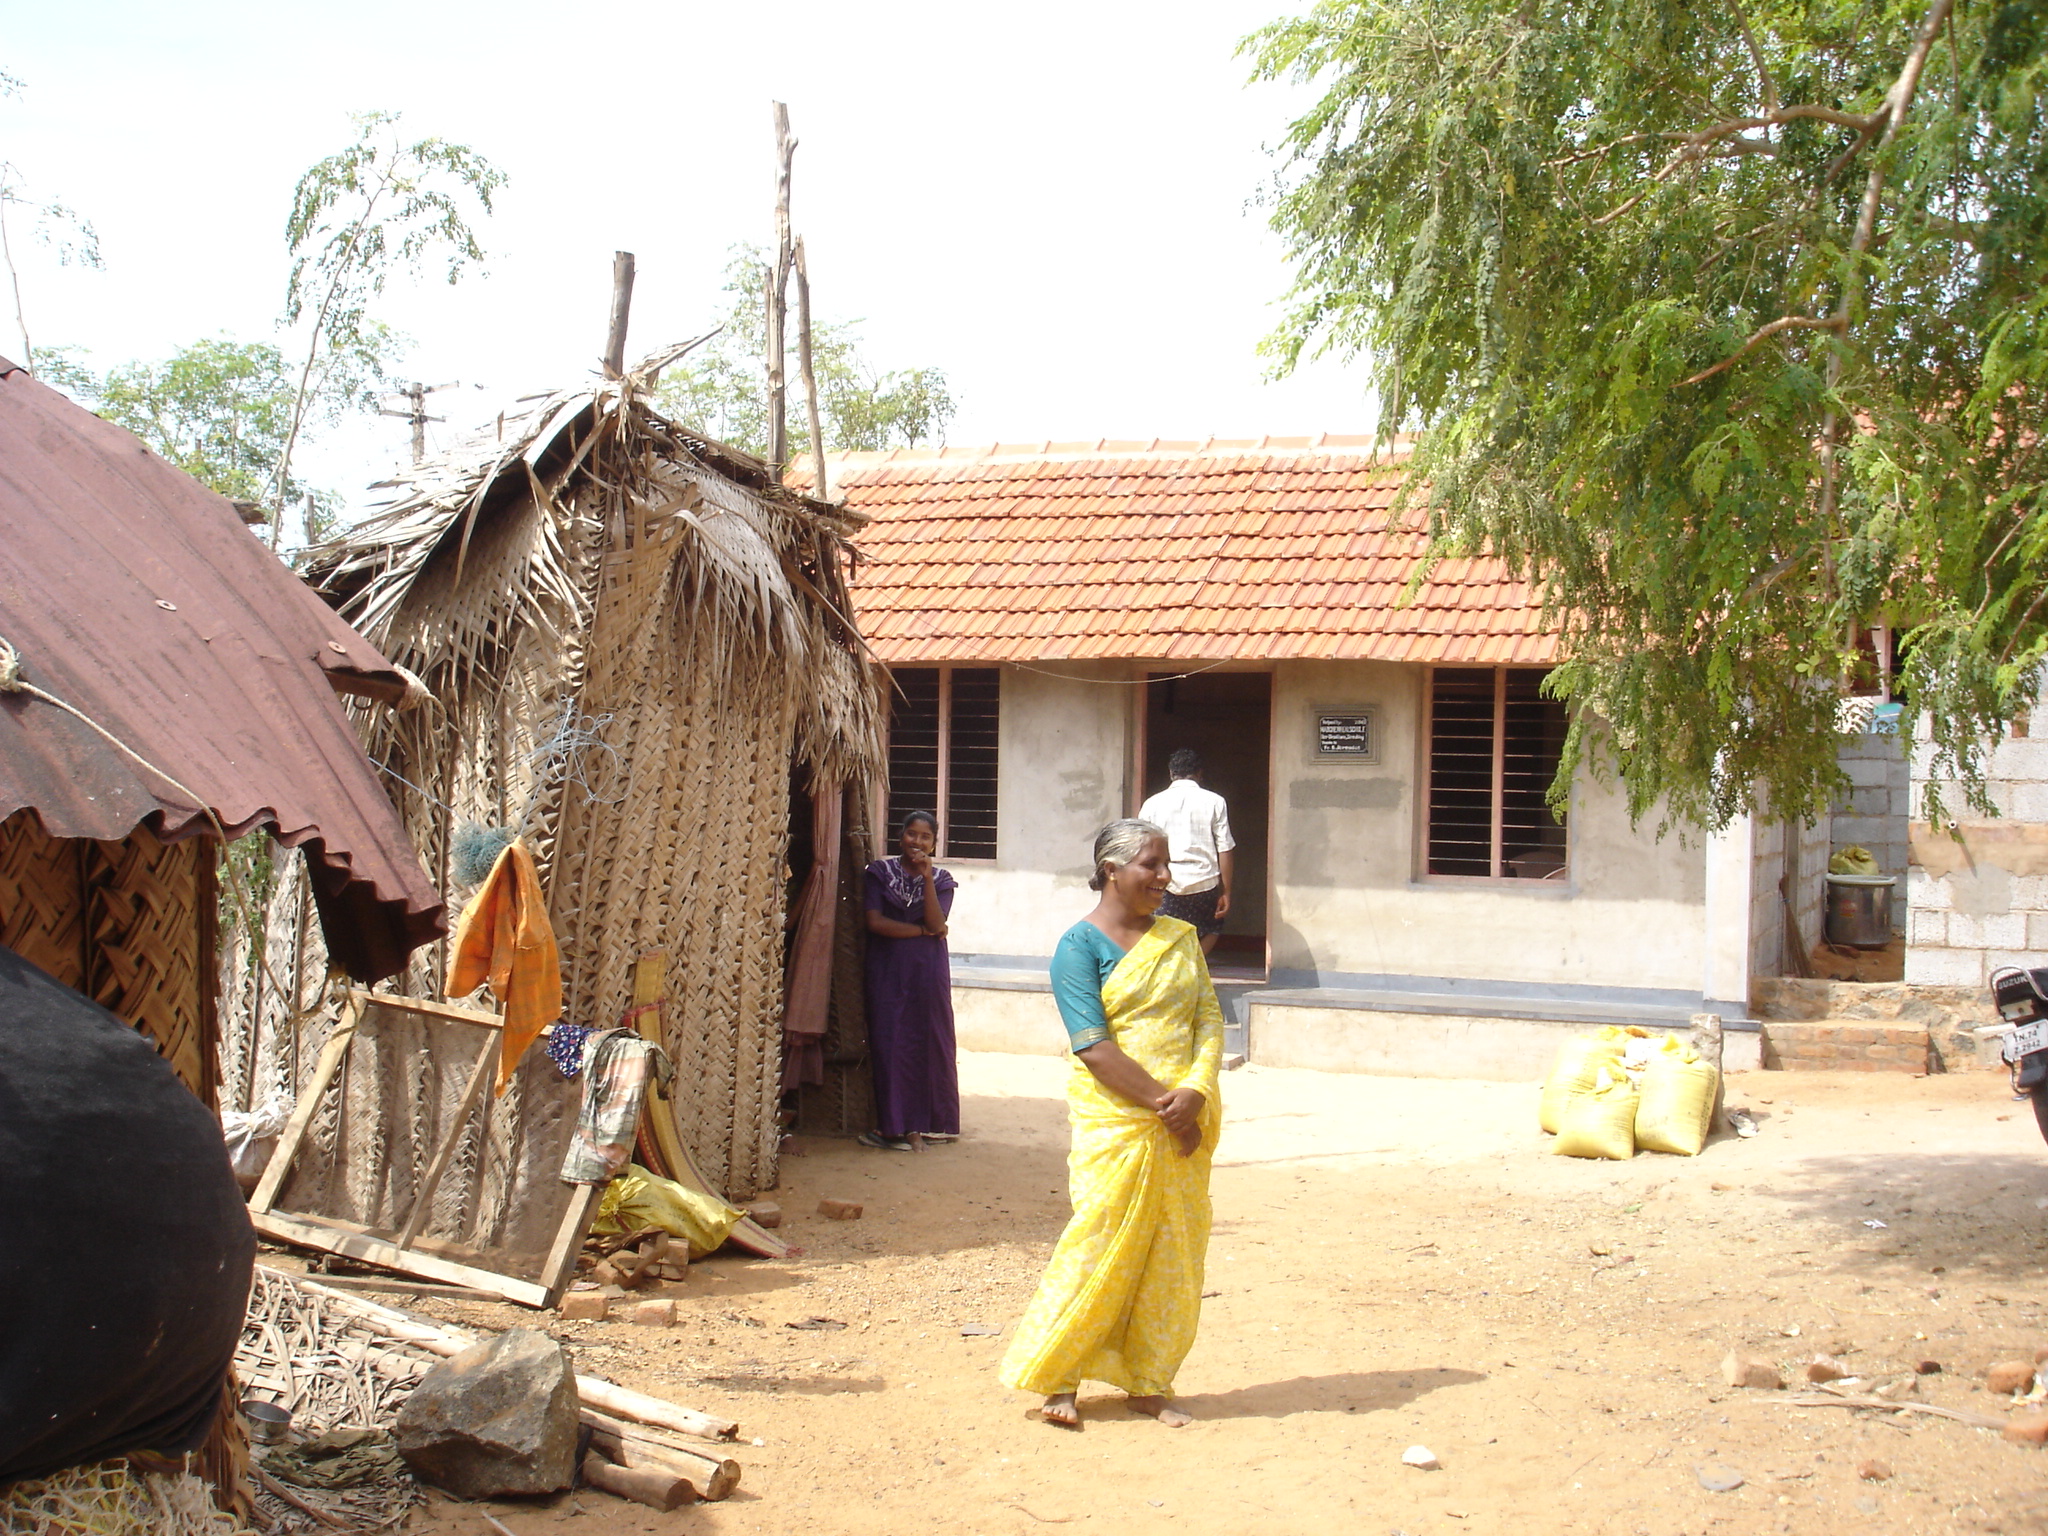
0, 359, 444, 981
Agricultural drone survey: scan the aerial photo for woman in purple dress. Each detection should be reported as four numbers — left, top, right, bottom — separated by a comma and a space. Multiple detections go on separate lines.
860, 810, 959, 1151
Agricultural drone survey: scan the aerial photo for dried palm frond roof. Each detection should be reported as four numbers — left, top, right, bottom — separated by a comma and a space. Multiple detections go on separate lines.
300, 343, 883, 784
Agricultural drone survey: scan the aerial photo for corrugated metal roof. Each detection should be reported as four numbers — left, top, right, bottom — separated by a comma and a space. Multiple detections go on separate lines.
828, 437, 1558, 666
0, 359, 445, 981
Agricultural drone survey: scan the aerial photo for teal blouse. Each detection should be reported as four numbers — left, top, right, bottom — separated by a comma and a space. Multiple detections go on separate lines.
1049, 920, 1129, 1053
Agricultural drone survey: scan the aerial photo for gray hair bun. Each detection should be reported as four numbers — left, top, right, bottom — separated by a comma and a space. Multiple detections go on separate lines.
1090, 818, 1167, 891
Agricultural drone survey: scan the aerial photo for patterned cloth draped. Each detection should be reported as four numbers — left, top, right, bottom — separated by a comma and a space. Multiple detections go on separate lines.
559, 1027, 675, 1184
999, 916, 1224, 1397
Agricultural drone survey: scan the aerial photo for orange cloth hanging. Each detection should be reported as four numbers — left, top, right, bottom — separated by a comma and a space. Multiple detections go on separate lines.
446, 838, 562, 1095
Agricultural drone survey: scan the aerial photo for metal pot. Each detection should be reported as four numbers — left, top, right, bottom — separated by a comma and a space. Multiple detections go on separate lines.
240, 1398, 292, 1445
1825, 873, 1896, 948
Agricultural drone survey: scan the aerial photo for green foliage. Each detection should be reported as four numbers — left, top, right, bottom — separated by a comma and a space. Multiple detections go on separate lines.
0, 68, 102, 367
49, 338, 299, 497
655, 246, 956, 461
272, 111, 504, 542
1250, 0, 2048, 830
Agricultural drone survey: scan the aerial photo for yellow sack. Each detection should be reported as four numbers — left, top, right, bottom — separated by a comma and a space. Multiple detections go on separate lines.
592, 1163, 746, 1258
1634, 1035, 1720, 1156
1553, 1066, 1638, 1160
1539, 1026, 1632, 1133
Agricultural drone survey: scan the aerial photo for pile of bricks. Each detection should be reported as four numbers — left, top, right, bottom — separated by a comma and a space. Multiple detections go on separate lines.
1761, 1020, 1931, 1072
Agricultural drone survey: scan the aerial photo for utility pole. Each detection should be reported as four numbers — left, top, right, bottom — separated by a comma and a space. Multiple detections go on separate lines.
376, 380, 459, 464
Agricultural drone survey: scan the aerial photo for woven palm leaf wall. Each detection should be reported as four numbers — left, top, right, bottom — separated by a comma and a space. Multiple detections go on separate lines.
225, 375, 884, 1202
1, 808, 215, 1103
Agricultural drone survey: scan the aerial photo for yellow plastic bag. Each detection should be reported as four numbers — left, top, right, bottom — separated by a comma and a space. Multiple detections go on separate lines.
1634, 1035, 1720, 1156
1539, 1026, 1631, 1133
592, 1163, 746, 1258
1829, 845, 1879, 876
1553, 1066, 1638, 1159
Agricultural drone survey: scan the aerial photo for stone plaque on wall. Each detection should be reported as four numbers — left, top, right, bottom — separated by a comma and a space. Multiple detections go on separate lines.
1314, 708, 1378, 762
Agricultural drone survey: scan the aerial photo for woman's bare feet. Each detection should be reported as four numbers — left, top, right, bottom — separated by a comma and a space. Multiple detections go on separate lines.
1039, 1393, 1080, 1428
1125, 1394, 1191, 1427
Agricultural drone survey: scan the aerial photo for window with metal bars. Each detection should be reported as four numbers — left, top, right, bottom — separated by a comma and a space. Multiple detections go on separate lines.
884, 666, 1001, 860
1425, 667, 1569, 880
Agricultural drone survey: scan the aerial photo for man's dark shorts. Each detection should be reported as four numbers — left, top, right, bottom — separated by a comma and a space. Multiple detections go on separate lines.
1158, 885, 1223, 938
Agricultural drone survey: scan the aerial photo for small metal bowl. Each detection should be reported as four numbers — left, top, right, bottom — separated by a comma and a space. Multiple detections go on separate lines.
240, 1399, 293, 1445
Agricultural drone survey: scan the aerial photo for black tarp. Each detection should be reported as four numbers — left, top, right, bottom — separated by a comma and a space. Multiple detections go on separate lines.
0, 944, 255, 1484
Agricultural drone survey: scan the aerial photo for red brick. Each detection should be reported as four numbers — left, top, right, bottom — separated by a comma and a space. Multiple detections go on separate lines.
1988, 1360, 2036, 1395
2005, 1412, 2048, 1446
817, 1198, 864, 1220
558, 1291, 609, 1321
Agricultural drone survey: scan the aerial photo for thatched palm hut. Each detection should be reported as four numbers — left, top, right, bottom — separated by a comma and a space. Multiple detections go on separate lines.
295, 348, 884, 1199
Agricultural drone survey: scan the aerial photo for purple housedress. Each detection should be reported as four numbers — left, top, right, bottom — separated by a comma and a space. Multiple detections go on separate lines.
863, 858, 960, 1138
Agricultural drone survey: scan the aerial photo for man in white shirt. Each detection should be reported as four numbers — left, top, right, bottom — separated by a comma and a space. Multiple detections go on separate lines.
1139, 749, 1235, 956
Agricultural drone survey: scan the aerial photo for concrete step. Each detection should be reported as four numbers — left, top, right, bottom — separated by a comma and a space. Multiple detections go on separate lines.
1761, 1018, 1931, 1072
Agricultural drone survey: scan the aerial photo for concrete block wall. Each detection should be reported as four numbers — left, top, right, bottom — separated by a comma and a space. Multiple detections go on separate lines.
1749, 814, 1829, 978
1832, 728, 1910, 898
1907, 682, 2048, 989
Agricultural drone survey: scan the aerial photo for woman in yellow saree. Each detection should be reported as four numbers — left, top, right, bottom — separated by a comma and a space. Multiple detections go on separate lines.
1000, 819, 1224, 1428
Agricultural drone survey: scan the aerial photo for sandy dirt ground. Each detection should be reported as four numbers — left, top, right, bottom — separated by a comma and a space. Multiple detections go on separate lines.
392, 1051, 2048, 1536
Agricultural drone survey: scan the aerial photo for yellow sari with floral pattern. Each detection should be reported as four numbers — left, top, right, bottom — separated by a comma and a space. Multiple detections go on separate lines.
1000, 916, 1224, 1397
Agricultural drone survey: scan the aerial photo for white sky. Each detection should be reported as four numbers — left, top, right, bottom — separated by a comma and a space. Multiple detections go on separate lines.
4, 0, 1373, 515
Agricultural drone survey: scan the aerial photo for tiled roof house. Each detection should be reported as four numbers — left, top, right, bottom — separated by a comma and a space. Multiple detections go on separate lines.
833, 437, 1813, 1075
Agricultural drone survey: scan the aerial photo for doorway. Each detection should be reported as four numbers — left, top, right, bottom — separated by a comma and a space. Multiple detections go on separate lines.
1141, 670, 1271, 976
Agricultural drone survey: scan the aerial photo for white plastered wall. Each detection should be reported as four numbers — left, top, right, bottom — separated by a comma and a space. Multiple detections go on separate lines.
1264, 661, 1709, 994
939, 661, 1131, 960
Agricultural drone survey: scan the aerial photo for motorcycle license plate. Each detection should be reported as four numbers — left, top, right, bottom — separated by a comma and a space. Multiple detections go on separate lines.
2006, 1020, 2048, 1062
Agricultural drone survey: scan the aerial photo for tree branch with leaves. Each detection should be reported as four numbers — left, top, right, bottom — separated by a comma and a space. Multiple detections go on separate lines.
270, 111, 504, 548
1251, 0, 2048, 830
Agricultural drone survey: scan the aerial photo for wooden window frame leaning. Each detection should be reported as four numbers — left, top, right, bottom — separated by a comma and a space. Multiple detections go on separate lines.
1420, 665, 1571, 886
246, 989, 605, 1309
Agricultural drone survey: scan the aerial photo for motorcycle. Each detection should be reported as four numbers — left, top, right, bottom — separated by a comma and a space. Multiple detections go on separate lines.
1990, 965, 2048, 1142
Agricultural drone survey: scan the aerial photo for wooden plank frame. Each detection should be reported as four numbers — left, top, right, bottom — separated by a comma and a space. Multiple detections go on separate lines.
248, 988, 602, 1309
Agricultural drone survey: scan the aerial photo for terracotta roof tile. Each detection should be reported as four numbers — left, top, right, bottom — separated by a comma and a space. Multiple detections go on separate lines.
833, 439, 1557, 666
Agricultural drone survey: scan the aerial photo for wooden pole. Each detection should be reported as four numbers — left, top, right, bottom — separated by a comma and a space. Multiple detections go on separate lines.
604, 251, 637, 378
583, 1411, 740, 1499
392, 1031, 500, 1250
793, 236, 829, 501
581, 1451, 695, 1512
766, 102, 795, 471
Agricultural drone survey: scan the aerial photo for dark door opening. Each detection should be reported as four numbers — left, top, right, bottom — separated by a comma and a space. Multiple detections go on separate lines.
1142, 671, 1271, 976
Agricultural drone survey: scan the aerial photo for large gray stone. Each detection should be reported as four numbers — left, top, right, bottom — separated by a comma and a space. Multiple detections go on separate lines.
394, 1328, 579, 1499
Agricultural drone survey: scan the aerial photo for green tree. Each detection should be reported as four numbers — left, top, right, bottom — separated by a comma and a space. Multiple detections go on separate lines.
656, 247, 955, 462
273, 111, 505, 545
1250, 0, 2048, 830
50, 339, 299, 500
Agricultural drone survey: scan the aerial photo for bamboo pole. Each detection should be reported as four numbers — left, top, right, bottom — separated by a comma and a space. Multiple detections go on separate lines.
604, 251, 637, 379
766, 102, 795, 472
581, 1451, 694, 1511
794, 236, 829, 502
582, 1408, 742, 1498
280, 1271, 741, 1440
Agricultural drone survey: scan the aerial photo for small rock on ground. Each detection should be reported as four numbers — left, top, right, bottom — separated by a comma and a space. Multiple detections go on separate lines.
1721, 1349, 1782, 1390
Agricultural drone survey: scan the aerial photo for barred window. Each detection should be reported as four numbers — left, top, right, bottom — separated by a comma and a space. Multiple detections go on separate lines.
885, 666, 1000, 860
1425, 667, 1568, 880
